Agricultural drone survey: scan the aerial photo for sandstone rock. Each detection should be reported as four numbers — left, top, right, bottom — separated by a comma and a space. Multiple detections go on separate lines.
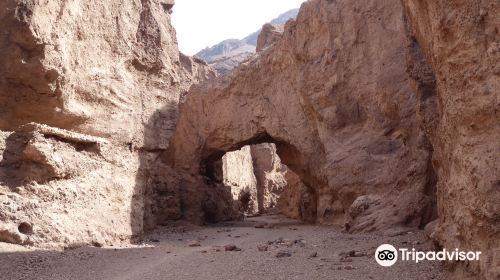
221, 143, 304, 218
256, 23, 284, 52
275, 250, 292, 258
257, 244, 268, 252
170, 0, 435, 232
224, 244, 240, 251
222, 146, 258, 215
250, 144, 288, 214
0, 223, 30, 245
188, 240, 201, 247
423, 219, 438, 239
0, 0, 214, 248
403, 1, 499, 278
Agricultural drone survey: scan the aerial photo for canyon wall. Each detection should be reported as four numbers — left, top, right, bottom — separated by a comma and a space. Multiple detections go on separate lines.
403, 1, 499, 279
0, 0, 496, 278
0, 0, 214, 247
170, 0, 436, 233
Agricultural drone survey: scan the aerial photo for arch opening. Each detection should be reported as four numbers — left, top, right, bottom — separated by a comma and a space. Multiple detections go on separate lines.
198, 136, 317, 223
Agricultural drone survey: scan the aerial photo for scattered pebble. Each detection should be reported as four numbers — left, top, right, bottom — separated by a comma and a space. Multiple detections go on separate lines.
257, 244, 268, 252
275, 250, 292, 258
254, 223, 267, 229
224, 244, 241, 251
188, 240, 201, 247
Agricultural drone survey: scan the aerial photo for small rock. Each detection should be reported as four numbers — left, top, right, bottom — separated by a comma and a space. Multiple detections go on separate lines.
254, 223, 267, 229
224, 244, 241, 251
275, 250, 292, 258
344, 265, 354, 270
309, 252, 318, 258
340, 250, 364, 258
294, 239, 306, 247
188, 240, 201, 247
257, 244, 268, 252
150, 239, 160, 243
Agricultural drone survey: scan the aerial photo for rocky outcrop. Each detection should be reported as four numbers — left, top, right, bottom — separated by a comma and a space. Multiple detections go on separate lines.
403, 1, 499, 279
0, 0, 213, 247
256, 24, 284, 52
170, 0, 436, 234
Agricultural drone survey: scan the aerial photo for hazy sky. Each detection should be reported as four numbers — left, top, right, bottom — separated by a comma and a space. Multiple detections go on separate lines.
172, 0, 306, 55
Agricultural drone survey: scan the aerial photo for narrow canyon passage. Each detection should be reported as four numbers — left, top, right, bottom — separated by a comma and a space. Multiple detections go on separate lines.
0, 0, 497, 279
219, 143, 315, 221
0, 215, 444, 280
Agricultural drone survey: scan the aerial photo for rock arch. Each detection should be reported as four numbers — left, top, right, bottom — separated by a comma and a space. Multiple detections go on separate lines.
168, 0, 436, 231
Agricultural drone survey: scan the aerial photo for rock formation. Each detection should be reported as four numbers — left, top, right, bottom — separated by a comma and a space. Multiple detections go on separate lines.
222, 143, 304, 218
0, 0, 214, 247
0, 0, 497, 279
170, 0, 437, 234
402, 0, 499, 278
222, 146, 258, 215
256, 23, 284, 52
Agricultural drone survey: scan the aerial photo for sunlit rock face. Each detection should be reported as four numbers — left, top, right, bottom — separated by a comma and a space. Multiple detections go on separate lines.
0, 0, 213, 248
170, 0, 437, 235
222, 143, 304, 218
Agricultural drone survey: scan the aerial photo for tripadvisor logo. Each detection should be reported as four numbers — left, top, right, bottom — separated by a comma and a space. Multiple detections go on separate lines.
374, 244, 481, 267
375, 244, 398, 267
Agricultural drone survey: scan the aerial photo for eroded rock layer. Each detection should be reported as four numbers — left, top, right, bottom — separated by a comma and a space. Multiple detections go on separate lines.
403, 1, 499, 279
0, 0, 214, 247
170, 0, 436, 234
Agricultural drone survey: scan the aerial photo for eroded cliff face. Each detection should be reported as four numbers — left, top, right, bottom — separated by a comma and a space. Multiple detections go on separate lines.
170, 0, 436, 234
403, 1, 499, 279
220, 143, 304, 218
0, 0, 214, 247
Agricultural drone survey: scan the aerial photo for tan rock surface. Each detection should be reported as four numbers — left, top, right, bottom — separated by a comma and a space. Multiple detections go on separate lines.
403, 0, 500, 278
170, 0, 436, 233
222, 146, 258, 215
0, 0, 214, 247
256, 23, 284, 52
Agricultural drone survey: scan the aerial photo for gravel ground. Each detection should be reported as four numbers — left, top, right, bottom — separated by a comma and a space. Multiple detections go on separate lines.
0, 215, 446, 280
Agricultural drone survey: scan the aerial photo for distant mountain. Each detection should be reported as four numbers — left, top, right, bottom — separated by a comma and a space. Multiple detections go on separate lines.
195, 8, 299, 75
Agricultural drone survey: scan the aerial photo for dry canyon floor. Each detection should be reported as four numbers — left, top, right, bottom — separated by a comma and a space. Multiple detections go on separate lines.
0, 215, 445, 280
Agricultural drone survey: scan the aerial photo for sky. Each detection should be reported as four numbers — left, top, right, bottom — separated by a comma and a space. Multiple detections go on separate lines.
171, 0, 306, 55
